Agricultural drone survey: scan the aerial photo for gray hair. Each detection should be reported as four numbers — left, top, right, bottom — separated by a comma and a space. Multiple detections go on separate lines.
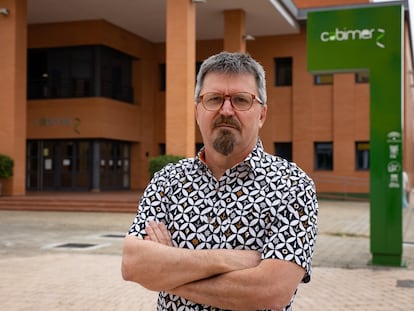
194, 52, 267, 105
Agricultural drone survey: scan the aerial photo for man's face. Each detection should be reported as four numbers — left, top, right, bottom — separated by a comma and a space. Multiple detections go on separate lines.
195, 72, 267, 156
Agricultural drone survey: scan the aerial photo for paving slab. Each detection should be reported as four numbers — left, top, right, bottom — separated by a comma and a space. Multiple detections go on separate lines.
0, 197, 413, 310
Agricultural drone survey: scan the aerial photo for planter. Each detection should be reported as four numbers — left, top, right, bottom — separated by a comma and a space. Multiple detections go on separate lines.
0, 153, 13, 184
148, 154, 184, 178
0, 154, 13, 196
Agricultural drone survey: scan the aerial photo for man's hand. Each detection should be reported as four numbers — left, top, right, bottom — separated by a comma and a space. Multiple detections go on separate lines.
144, 221, 173, 246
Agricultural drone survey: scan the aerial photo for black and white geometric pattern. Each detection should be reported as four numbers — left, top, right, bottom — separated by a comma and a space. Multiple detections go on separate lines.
128, 140, 318, 311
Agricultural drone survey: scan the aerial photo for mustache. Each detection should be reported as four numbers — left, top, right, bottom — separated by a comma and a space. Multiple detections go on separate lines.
213, 116, 241, 130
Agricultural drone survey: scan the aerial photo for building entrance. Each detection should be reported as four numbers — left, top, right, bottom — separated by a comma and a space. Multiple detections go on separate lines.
27, 139, 130, 191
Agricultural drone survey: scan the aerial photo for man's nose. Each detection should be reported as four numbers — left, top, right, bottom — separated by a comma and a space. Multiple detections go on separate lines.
220, 97, 235, 114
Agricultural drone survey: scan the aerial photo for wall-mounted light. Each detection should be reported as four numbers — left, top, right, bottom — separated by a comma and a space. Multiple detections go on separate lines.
0, 8, 9, 16
192, 0, 207, 3
243, 34, 255, 41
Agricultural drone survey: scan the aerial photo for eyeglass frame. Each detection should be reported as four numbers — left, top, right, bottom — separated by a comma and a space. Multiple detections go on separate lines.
197, 92, 264, 111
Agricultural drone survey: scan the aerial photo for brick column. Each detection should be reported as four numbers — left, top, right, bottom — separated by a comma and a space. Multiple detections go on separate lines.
224, 9, 246, 53
165, 0, 196, 157
0, 0, 27, 195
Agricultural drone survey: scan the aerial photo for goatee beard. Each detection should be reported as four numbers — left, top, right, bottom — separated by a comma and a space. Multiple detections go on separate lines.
213, 129, 235, 155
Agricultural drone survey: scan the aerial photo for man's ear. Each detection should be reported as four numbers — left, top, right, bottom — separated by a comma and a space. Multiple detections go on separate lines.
194, 102, 199, 125
259, 105, 267, 128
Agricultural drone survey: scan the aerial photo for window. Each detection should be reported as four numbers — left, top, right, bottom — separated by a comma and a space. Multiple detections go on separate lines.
356, 141, 370, 170
314, 74, 333, 85
28, 45, 134, 103
355, 71, 370, 83
274, 57, 292, 86
99, 46, 133, 103
274, 142, 292, 162
28, 47, 93, 99
314, 142, 333, 170
27, 50, 48, 99
159, 143, 166, 155
196, 61, 203, 77
159, 63, 166, 91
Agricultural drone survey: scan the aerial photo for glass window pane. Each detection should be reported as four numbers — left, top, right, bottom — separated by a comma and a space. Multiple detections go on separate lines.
27, 45, 134, 103
274, 142, 292, 162
159, 63, 166, 91
314, 142, 333, 170
100, 46, 133, 103
314, 74, 333, 85
27, 50, 48, 99
356, 141, 370, 170
274, 57, 292, 86
355, 71, 370, 83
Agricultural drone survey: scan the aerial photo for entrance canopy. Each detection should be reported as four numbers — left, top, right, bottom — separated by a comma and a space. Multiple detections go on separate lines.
27, 0, 300, 43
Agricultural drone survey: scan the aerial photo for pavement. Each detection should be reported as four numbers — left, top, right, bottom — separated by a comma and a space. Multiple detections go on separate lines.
0, 192, 414, 310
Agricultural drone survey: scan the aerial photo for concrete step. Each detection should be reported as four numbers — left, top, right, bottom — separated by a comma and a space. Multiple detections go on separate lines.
0, 192, 140, 213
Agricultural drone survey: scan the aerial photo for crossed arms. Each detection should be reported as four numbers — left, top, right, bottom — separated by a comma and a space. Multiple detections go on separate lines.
121, 221, 305, 311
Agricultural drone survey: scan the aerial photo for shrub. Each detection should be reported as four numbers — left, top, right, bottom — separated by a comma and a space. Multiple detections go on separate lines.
149, 154, 184, 178
0, 154, 13, 179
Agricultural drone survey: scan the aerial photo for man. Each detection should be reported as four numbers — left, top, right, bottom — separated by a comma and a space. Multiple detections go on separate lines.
122, 52, 318, 311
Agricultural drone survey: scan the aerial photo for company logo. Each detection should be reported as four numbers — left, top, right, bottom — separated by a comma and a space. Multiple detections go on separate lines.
320, 27, 385, 48
36, 116, 81, 134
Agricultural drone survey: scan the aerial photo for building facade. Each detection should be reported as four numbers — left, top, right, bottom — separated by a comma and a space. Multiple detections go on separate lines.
0, 0, 413, 197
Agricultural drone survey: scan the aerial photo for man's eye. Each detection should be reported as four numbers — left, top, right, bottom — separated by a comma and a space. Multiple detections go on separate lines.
207, 96, 223, 103
233, 95, 249, 104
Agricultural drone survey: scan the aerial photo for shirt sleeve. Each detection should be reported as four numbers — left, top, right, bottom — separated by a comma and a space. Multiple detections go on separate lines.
262, 167, 318, 283
127, 168, 170, 238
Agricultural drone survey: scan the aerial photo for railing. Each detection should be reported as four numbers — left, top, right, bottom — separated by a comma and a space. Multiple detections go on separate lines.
28, 78, 134, 103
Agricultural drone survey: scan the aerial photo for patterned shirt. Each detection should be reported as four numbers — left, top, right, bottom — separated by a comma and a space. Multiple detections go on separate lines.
128, 140, 318, 311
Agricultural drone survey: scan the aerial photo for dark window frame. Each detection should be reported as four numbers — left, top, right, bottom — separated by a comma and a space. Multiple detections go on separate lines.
160, 61, 203, 92
274, 142, 292, 162
274, 57, 292, 86
159, 63, 166, 91
355, 71, 370, 83
355, 141, 370, 170
314, 74, 333, 85
28, 45, 134, 103
314, 142, 333, 171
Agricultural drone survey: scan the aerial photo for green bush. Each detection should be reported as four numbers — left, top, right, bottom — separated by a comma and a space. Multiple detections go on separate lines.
149, 154, 184, 178
0, 154, 13, 179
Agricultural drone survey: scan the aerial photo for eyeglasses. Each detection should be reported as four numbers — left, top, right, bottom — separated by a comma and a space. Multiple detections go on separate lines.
198, 92, 264, 111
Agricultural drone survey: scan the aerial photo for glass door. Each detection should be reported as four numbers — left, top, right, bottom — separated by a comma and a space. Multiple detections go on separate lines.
59, 140, 91, 190
27, 140, 91, 191
99, 140, 130, 190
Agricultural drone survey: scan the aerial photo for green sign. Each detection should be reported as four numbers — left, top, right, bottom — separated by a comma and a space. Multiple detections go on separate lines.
307, 5, 404, 266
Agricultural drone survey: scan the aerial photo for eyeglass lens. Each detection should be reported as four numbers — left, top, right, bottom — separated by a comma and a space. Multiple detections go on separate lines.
202, 93, 255, 111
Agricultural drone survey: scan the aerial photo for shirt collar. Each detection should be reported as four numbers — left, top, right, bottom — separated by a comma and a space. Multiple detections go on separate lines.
196, 139, 265, 173
242, 139, 265, 173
